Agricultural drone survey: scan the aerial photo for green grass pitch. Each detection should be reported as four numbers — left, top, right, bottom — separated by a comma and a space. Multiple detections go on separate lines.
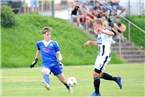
1, 64, 145, 97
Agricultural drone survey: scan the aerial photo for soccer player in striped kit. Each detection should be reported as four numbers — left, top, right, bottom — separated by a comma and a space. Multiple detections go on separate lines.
84, 19, 122, 96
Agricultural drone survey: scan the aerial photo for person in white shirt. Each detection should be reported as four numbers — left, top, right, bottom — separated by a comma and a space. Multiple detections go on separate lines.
84, 19, 122, 96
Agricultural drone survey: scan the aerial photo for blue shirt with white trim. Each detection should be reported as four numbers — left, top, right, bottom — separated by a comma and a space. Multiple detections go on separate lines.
36, 40, 60, 67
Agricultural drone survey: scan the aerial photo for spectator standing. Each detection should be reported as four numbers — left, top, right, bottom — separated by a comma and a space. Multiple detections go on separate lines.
30, 0, 39, 13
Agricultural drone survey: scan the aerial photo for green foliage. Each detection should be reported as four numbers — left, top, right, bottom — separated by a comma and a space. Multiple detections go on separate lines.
126, 16, 145, 30
2, 14, 124, 68
0, 5, 16, 28
121, 16, 145, 49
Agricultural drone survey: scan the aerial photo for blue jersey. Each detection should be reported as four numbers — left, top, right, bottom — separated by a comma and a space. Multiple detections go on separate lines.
36, 40, 60, 67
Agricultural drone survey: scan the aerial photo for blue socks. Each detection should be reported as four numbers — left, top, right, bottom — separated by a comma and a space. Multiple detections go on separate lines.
43, 74, 69, 90
43, 74, 50, 84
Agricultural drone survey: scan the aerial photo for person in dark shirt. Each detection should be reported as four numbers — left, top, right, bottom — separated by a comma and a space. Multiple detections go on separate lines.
71, 1, 83, 28
114, 16, 126, 35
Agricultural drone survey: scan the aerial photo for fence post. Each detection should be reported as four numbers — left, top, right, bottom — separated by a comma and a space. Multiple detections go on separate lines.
52, 0, 55, 17
128, 22, 131, 42
128, 0, 130, 15
18, 0, 26, 14
41, 0, 44, 12
67, 0, 70, 20
93, 0, 96, 7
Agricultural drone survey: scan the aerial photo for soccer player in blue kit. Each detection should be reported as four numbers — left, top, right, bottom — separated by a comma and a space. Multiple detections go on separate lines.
84, 19, 122, 96
30, 27, 72, 93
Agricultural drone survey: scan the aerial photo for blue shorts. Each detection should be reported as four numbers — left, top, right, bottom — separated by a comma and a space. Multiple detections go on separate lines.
42, 63, 62, 76
30, 0, 39, 8
71, 15, 77, 22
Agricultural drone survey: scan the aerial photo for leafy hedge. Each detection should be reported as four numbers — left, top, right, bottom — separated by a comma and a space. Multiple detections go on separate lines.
1, 5, 16, 28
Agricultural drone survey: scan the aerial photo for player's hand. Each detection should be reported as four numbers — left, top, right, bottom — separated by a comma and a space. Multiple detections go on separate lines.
30, 58, 38, 68
84, 41, 90, 47
97, 28, 103, 33
59, 61, 64, 69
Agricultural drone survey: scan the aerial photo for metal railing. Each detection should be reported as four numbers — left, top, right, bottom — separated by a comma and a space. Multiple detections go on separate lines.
88, 0, 145, 56
99, 0, 145, 56
96, 0, 145, 40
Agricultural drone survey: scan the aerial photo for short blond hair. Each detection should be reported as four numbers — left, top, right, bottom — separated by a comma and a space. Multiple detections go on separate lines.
93, 19, 103, 25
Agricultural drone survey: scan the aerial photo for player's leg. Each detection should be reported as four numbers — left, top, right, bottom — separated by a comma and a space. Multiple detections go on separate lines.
90, 56, 102, 96
90, 69, 101, 96
41, 67, 51, 90
101, 73, 122, 89
56, 73, 73, 93
99, 55, 122, 89
52, 65, 73, 93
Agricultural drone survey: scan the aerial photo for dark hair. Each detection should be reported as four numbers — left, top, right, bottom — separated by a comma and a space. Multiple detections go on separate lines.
42, 27, 52, 34
116, 16, 120, 19
96, 1, 100, 4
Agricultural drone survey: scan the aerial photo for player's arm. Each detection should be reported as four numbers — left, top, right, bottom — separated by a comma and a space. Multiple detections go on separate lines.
57, 52, 64, 69
57, 52, 62, 62
84, 40, 98, 47
55, 41, 64, 69
100, 29, 115, 36
30, 50, 40, 68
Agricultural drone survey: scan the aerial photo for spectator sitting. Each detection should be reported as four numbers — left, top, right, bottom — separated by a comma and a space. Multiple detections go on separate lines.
30, 0, 39, 13
92, 1, 104, 18
71, 1, 83, 28
101, 15, 109, 27
114, 16, 126, 36
110, 0, 126, 16
79, 1, 90, 26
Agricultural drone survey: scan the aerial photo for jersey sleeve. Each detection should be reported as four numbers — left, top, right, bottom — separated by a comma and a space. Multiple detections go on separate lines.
54, 41, 60, 53
36, 42, 40, 50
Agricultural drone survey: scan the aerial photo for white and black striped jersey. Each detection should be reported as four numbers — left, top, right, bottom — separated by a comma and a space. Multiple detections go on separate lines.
97, 32, 112, 56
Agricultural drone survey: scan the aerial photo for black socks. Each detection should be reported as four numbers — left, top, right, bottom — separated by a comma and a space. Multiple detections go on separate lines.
94, 77, 100, 93
64, 83, 70, 89
101, 73, 117, 81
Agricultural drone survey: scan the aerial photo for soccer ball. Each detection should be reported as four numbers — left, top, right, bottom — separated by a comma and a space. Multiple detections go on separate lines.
67, 77, 77, 87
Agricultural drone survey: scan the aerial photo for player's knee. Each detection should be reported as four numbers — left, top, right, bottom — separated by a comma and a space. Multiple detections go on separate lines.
41, 68, 50, 75
93, 68, 101, 78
